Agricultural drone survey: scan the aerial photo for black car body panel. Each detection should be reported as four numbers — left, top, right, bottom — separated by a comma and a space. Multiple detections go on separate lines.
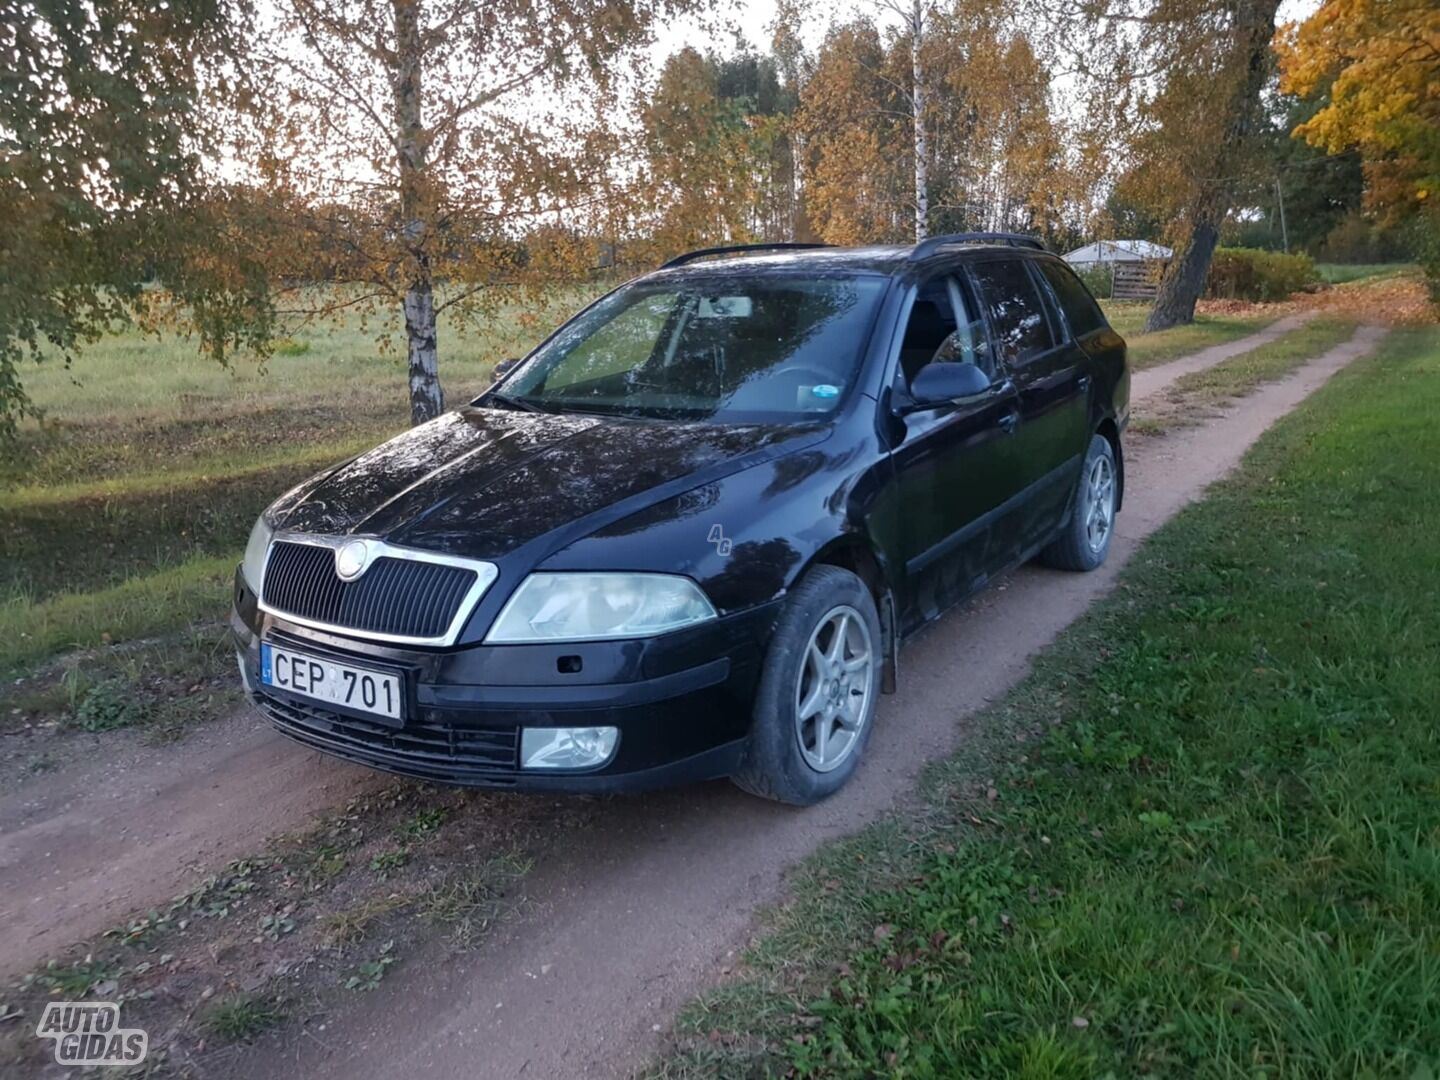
234, 238, 1129, 792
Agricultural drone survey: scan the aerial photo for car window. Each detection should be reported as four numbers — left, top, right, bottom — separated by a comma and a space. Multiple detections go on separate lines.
1034, 259, 1108, 338
969, 259, 1055, 366
897, 274, 996, 386
544, 294, 673, 390
936, 276, 997, 378
897, 280, 957, 384
501, 274, 888, 422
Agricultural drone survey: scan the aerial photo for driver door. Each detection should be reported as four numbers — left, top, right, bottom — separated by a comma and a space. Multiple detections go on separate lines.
890, 274, 1022, 628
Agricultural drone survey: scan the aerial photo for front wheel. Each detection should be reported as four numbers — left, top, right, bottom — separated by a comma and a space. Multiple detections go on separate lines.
1040, 433, 1118, 572
732, 565, 881, 805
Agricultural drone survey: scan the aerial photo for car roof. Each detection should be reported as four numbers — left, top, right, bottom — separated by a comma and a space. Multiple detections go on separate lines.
643, 241, 1049, 284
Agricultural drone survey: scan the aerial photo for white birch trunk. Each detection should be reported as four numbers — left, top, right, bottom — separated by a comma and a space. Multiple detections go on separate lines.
911, 0, 928, 242
392, 0, 444, 424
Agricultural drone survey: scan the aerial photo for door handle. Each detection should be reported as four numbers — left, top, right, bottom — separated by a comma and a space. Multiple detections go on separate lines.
1077, 374, 1091, 391
997, 410, 1019, 435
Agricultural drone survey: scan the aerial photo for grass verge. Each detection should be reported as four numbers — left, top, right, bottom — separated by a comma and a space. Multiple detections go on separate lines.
1123, 316, 1362, 438
1315, 262, 1416, 285
1102, 304, 1278, 370
650, 325, 1440, 1078
0, 555, 236, 676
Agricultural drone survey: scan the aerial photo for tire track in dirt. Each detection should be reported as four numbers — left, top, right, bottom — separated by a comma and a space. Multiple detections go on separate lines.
212, 324, 1382, 1079
0, 318, 1367, 1004
0, 708, 378, 978
1130, 310, 1315, 399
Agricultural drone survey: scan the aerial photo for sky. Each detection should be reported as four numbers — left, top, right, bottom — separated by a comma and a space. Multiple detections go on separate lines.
651, 0, 1322, 60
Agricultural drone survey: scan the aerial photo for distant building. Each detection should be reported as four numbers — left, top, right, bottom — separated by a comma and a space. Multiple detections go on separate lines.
1063, 240, 1173, 269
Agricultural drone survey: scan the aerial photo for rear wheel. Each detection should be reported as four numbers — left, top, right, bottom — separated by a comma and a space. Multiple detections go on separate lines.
732, 565, 881, 805
1040, 433, 1117, 572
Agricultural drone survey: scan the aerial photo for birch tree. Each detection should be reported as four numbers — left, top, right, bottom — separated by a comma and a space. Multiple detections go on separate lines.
868, 0, 931, 241
242, 0, 694, 425
796, 5, 1068, 246
0, 0, 264, 439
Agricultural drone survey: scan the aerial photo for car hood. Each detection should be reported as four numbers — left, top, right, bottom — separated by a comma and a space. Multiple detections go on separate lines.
269, 406, 827, 560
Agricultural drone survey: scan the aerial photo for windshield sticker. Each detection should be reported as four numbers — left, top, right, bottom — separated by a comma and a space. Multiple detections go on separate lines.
697, 296, 753, 318
809, 384, 841, 399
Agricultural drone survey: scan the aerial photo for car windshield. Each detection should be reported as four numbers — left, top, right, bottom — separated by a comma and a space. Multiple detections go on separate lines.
496, 273, 888, 422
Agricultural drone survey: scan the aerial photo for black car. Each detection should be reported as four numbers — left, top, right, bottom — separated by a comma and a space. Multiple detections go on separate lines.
233, 233, 1128, 804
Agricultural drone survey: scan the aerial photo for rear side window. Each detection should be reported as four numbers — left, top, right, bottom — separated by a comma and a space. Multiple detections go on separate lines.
969, 259, 1055, 366
1035, 259, 1108, 338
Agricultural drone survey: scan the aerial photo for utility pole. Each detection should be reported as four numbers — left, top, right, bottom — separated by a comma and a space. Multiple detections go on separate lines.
1274, 176, 1289, 254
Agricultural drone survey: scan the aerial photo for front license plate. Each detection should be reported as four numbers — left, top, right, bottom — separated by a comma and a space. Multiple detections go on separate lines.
260, 642, 403, 723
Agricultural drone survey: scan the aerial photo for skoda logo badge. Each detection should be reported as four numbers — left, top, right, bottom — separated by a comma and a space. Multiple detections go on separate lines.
335, 539, 371, 581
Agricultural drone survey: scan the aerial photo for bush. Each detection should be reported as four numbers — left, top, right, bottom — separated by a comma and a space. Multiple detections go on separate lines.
1205, 247, 1318, 302
1074, 263, 1112, 300
1411, 207, 1440, 304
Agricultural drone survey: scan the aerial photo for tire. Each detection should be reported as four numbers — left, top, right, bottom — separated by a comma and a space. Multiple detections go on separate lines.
731, 565, 882, 806
1040, 433, 1118, 572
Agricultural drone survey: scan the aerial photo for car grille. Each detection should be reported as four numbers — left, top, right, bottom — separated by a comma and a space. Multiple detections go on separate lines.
262, 540, 478, 641
257, 691, 521, 784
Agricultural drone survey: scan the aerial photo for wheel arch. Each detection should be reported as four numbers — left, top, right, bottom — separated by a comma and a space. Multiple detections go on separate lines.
805, 535, 899, 694
1095, 417, 1124, 512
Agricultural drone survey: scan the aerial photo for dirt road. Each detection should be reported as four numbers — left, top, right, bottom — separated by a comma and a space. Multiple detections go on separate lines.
0, 322, 1384, 1079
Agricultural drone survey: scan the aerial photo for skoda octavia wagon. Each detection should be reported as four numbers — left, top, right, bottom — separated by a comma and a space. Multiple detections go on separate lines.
233, 233, 1129, 804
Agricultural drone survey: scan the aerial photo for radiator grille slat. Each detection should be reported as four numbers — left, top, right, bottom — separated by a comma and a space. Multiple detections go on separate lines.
257, 691, 520, 783
262, 540, 477, 640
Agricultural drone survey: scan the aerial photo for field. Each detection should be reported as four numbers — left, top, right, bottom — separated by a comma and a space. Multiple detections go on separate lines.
1315, 262, 1417, 285
652, 323, 1440, 1078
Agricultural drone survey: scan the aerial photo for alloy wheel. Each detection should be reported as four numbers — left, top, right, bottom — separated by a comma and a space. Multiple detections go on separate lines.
793, 604, 874, 773
1085, 454, 1116, 554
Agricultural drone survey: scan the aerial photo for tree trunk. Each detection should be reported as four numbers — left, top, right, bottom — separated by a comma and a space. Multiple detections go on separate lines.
392, 0, 444, 423
404, 282, 443, 424
1147, 217, 1221, 329
910, 0, 928, 242
1145, 0, 1281, 332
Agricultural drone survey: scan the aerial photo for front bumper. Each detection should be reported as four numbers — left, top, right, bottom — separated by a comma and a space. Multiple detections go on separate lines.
232, 572, 778, 793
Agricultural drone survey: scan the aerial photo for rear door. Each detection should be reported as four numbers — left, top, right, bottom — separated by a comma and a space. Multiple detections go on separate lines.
966, 257, 1090, 552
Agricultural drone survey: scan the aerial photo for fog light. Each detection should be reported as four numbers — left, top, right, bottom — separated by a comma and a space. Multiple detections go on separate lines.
520, 726, 619, 770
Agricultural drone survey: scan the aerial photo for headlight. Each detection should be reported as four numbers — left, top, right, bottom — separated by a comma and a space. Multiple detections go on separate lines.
485, 572, 717, 643
241, 514, 275, 594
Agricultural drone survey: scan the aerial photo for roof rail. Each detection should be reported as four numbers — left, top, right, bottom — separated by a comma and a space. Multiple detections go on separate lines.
909, 232, 1045, 260
660, 242, 833, 270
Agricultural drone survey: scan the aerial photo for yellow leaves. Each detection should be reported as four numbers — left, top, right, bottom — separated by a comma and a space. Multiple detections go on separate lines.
1278, 0, 1440, 215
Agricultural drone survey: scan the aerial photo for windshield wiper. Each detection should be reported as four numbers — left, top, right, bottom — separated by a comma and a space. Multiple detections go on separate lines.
488, 391, 545, 413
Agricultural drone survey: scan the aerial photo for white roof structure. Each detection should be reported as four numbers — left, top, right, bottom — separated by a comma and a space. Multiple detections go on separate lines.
1063, 240, 1173, 267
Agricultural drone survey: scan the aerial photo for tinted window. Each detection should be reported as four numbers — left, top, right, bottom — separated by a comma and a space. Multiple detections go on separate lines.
502, 275, 887, 421
897, 276, 996, 385
970, 259, 1055, 366
897, 280, 957, 383
938, 276, 996, 378
1036, 259, 1108, 338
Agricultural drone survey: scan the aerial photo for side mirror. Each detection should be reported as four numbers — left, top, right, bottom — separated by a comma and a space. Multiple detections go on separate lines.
493, 357, 521, 380
902, 362, 992, 411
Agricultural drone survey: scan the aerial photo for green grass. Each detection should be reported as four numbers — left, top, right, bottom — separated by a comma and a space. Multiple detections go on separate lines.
651, 325, 1440, 1079
201, 994, 287, 1042
1162, 316, 1358, 413
0, 555, 236, 675
1315, 262, 1417, 285
1101, 302, 1280, 370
